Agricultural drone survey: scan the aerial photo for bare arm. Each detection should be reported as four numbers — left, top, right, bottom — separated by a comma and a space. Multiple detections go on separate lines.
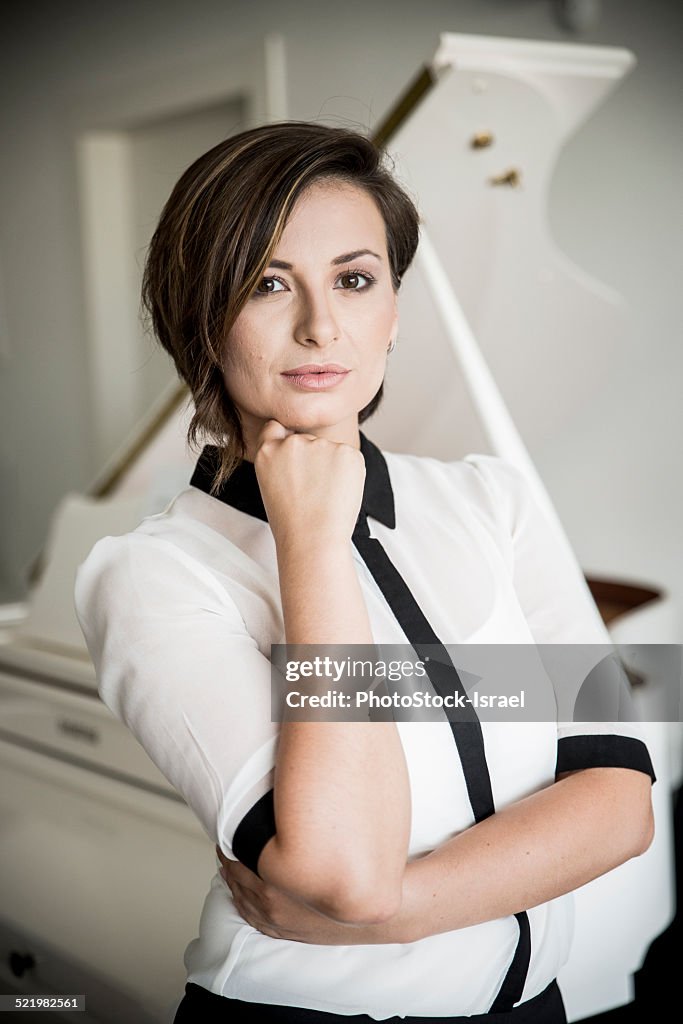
219, 765, 654, 944
251, 423, 411, 925
377, 765, 654, 943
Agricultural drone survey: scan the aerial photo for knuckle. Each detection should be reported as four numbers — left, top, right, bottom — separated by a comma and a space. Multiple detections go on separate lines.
254, 443, 274, 466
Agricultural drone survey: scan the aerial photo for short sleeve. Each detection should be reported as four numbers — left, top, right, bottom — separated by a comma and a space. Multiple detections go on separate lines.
74, 532, 279, 863
464, 455, 656, 785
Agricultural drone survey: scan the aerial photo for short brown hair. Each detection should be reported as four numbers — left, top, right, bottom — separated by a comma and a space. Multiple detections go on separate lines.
141, 120, 420, 493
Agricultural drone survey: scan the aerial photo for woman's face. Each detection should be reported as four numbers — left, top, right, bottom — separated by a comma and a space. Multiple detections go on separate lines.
221, 178, 399, 458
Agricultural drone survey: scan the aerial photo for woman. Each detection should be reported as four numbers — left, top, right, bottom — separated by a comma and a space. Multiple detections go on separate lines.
74, 121, 656, 1023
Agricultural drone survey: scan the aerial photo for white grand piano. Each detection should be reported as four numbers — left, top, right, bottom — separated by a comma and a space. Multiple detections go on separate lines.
0, 33, 679, 1024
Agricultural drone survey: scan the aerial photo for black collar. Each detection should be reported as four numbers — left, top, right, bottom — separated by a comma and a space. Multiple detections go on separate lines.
189, 430, 396, 529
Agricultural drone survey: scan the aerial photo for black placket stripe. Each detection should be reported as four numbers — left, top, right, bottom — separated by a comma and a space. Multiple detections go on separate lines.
351, 512, 530, 1013
352, 516, 495, 821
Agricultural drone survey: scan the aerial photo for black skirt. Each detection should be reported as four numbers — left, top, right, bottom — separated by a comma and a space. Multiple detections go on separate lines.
173, 978, 567, 1023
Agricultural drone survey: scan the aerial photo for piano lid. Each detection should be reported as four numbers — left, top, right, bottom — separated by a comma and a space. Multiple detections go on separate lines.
368, 31, 637, 464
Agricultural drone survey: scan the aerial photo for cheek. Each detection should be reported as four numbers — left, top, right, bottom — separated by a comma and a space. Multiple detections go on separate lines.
367, 305, 396, 355
348, 298, 391, 339
222, 326, 268, 380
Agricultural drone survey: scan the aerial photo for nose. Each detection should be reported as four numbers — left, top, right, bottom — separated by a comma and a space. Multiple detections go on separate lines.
293, 285, 340, 347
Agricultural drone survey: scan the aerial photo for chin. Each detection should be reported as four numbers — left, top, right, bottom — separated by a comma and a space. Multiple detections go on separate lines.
282, 416, 342, 433
274, 401, 351, 432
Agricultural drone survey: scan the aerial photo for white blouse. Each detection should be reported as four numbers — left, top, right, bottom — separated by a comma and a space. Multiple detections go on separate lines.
73, 432, 655, 1019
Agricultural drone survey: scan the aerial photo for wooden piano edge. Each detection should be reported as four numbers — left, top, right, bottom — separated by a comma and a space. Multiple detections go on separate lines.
586, 576, 662, 627
586, 576, 664, 688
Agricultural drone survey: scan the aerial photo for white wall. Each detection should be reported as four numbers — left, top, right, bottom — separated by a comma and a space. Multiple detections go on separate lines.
1, 0, 681, 626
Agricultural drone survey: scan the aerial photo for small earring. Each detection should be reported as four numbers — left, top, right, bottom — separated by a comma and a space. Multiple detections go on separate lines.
387, 337, 396, 354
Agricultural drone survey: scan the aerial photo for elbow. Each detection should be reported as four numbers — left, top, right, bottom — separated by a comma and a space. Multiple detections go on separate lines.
300, 861, 402, 925
555, 769, 655, 867
261, 840, 403, 924
616, 779, 655, 860
320, 883, 402, 925
631, 802, 655, 858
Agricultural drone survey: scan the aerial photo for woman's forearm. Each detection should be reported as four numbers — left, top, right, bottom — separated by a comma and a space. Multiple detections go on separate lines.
334, 766, 654, 944
257, 535, 411, 923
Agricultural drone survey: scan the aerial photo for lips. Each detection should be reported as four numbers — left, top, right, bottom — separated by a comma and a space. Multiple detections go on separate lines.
282, 364, 349, 375
281, 365, 350, 391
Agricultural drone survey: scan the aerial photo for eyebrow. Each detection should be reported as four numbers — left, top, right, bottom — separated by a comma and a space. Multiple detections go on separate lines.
267, 249, 383, 271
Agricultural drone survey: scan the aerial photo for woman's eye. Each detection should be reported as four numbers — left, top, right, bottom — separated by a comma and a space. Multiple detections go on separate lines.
337, 271, 374, 291
254, 276, 286, 296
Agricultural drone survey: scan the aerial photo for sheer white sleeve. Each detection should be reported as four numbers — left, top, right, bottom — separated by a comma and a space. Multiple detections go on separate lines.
74, 532, 279, 862
464, 455, 656, 784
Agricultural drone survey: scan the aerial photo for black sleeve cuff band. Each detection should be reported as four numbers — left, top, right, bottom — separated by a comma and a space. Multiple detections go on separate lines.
556, 734, 656, 784
232, 788, 276, 876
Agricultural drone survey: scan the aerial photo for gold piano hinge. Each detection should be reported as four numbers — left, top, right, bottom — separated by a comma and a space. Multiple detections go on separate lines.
488, 168, 522, 187
470, 131, 494, 149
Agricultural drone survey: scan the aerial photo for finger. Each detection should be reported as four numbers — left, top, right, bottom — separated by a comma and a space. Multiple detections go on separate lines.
256, 419, 292, 448
230, 882, 264, 926
228, 881, 293, 941
215, 848, 254, 884
221, 858, 261, 892
230, 876, 273, 921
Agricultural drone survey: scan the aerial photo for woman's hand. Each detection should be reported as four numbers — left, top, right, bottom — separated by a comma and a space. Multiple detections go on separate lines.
253, 419, 365, 549
215, 845, 391, 945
